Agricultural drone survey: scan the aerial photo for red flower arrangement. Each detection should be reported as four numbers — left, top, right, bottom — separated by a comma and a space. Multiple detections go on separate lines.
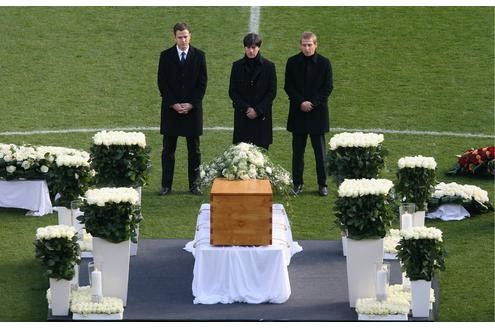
448, 146, 495, 176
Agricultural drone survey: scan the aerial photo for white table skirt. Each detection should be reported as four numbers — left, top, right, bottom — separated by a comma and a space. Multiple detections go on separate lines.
184, 204, 302, 304
0, 180, 53, 216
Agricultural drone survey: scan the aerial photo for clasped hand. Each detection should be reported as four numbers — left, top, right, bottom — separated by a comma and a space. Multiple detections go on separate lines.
246, 107, 258, 119
300, 101, 314, 112
173, 103, 193, 114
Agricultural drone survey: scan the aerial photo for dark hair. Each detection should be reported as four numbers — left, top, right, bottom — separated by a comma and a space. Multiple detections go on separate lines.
173, 22, 190, 35
243, 33, 262, 48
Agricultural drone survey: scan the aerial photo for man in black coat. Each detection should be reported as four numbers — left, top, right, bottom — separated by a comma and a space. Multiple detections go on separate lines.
229, 33, 277, 150
284, 31, 333, 196
157, 22, 207, 195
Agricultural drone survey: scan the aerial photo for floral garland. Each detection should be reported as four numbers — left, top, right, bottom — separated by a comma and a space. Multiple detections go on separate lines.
428, 182, 493, 214
384, 229, 401, 254
92, 130, 147, 148
198, 143, 292, 193
326, 132, 387, 184
328, 132, 384, 150
448, 146, 494, 176
396, 155, 437, 211
338, 178, 394, 198
85, 187, 140, 207
356, 296, 410, 315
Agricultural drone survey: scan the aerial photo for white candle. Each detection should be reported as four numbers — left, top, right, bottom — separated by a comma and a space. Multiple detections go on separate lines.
376, 268, 388, 301
91, 269, 103, 303
401, 213, 413, 230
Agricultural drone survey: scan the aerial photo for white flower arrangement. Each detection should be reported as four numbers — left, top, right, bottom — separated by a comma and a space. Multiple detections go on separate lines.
432, 182, 489, 204
198, 143, 292, 193
328, 132, 384, 150
85, 187, 140, 207
398, 155, 437, 170
92, 130, 146, 148
36, 225, 77, 241
384, 229, 401, 254
77, 230, 93, 252
399, 226, 443, 241
388, 284, 435, 304
338, 178, 394, 198
47, 286, 124, 315
356, 296, 410, 315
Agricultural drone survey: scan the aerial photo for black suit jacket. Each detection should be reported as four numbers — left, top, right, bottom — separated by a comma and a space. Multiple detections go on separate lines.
157, 45, 207, 137
229, 54, 277, 147
284, 52, 333, 134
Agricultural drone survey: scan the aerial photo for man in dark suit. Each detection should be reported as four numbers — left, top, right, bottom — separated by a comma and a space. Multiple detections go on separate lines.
229, 33, 277, 150
284, 31, 333, 197
157, 22, 207, 195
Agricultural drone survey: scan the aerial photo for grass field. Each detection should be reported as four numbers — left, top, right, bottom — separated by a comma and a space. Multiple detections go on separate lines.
0, 7, 493, 321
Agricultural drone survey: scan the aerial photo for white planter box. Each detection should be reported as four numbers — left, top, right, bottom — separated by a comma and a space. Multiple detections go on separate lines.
49, 278, 71, 316
72, 312, 123, 320
358, 313, 408, 321
341, 235, 347, 257
56, 207, 72, 226
92, 237, 131, 306
411, 279, 431, 317
413, 211, 425, 227
346, 238, 384, 307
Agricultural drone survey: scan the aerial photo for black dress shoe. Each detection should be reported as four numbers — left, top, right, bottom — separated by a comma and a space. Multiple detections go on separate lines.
292, 184, 303, 196
318, 185, 328, 197
189, 186, 202, 195
159, 186, 171, 196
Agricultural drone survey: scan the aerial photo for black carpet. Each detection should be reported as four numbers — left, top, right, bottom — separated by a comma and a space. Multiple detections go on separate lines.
70, 239, 438, 321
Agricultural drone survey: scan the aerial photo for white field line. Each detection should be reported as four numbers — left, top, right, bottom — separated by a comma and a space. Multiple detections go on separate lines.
0, 126, 493, 139
249, 6, 260, 34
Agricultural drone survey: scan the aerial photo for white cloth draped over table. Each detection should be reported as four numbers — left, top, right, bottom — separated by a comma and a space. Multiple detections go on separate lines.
0, 180, 53, 216
184, 204, 302, 304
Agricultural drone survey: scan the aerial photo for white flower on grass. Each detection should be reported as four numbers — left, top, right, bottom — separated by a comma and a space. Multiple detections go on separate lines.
433, 182, 490, 204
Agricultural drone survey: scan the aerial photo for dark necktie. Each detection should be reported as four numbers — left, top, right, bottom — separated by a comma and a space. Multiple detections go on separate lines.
180, 52, 186, 64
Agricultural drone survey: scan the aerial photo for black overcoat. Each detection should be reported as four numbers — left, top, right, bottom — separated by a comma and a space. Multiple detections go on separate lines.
229, 55, 277, 148
284, 52, 333, 134
157, 45, 207, 137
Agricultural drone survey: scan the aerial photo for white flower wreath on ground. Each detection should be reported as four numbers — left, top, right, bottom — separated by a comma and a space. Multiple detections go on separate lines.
432, 182, 490, 204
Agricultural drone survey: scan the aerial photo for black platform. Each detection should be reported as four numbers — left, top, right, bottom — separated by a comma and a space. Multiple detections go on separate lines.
55, 239, 438, 321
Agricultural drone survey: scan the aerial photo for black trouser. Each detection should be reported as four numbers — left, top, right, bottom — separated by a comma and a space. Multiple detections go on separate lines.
291, 133, 327, 187
161, 135, 201, 190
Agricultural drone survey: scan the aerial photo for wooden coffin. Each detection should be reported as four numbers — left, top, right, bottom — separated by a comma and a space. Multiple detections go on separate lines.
210, 178, 272, 246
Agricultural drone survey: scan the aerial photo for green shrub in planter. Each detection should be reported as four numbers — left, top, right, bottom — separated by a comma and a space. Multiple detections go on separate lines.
327, 132, 387, 185
78, 187, 142, 243
90, 131, 151, 187
334, 178, 395, 240
396, 156, 437, 211
396, 227, 446, 281
34, 225, 80, 280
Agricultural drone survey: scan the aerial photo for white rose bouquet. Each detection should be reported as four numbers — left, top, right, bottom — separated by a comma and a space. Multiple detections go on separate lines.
396, 227, 446, 281
198, 143, 292, 194
0, 143, 53, 180
34, 225, 80, 280
78, 187, 142, 243
334, 178, 395, 240
396, 155, 437, 211
90, 131, 151, 187
327, 132, 387, 185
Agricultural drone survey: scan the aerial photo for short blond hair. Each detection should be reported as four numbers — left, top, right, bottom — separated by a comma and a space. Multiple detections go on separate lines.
300, 31, 317, 44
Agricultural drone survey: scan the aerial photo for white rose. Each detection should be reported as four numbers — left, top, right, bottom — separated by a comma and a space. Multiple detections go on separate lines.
6, 165, 16, 173
40, 165, 49, 173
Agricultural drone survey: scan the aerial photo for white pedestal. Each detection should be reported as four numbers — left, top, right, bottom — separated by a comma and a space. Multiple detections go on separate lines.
346, 238, 384, 307
411, 279, 432, 317
92, 237, 130, 306
49, 278, 71, 316
56, 207, 72, 226
413, 211, 425, 227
